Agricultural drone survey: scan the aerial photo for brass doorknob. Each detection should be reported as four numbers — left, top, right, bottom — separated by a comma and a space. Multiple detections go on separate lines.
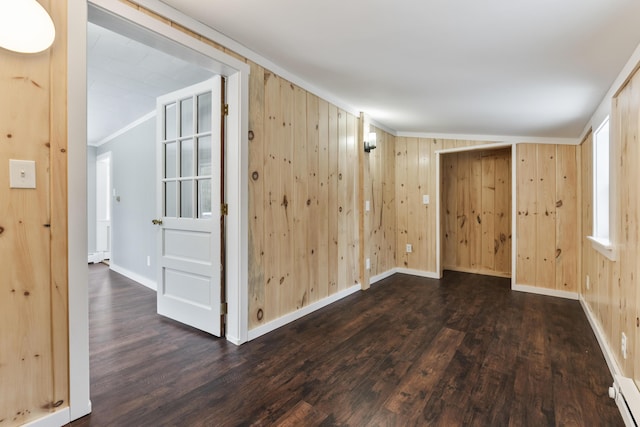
152, 219, 163, 225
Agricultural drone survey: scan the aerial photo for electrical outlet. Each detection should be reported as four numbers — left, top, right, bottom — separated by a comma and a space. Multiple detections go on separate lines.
406, 244, 412, 253
622, 332, 627, 359
365, 200, 370, 212
147, 255, 151, 267
365, 258, 370, 270
586, 275, 590, 290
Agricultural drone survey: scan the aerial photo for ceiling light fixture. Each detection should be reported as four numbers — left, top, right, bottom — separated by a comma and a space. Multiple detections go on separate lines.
0, 0, 55, 54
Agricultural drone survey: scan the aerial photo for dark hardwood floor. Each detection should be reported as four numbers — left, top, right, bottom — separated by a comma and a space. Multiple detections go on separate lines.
71, 264, 622, 426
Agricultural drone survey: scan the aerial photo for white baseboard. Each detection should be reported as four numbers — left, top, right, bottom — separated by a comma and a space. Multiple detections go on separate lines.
370, 268, 397, 284
394, 267, 441, 279
581, 297, 640, 427
248, 284, 361, 341
512, 283, 579, 300
22, 408, 70, 427
109, 262, 157, 291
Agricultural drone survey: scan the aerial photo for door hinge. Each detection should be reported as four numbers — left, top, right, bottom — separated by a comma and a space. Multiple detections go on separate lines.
223, 104, 229, 116
221, 302, 228, 315
221, 203, 228, 216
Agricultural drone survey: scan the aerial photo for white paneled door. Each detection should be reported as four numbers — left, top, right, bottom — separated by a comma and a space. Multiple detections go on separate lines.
154, 77, 224, 336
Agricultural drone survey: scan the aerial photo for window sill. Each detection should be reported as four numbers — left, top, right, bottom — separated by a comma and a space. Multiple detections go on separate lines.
587, 236, 616, 261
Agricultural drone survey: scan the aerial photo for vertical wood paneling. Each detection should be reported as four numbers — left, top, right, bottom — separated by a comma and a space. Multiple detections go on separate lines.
406, 138, 421, 267
317, 100, 330, 300
306, 94, 320, 303
293, 86, 308, 308
279, 81, 294, 314
535, 144, 557, 289
481, 153, 496, 270
469, 150, 483, 270
346, 114, 359, 287
516, 143, 579, 292
327, 105, 339, 294
516, 144, 538, 285
382, 131, 397, 273
442, 148, 511, 277
417, 139, 430, 270
456, 152, 470, 269
494, 151, 511, 274
263, 72, 281, 319
443, 153, 458, 267
555, 145, 578, 292
0, 1, 68, 423
337, 110, 348, 290
396, 137, 408, 267
248, 62, 265, 327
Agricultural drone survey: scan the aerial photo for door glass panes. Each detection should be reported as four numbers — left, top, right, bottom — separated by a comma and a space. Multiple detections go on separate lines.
165, 142, 177, 179
161, 80, 217, 222
165, 103, 176, 140
198, 136, 212, 176
180, 98, 194, 137
198, 179, 212, 218
165, 181, 177, 217
197, 92, 212, 133
181, 139, 194, 177
181, 180, 194, 218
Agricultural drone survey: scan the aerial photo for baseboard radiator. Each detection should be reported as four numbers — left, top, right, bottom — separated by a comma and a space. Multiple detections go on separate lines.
610, 375, 640, 427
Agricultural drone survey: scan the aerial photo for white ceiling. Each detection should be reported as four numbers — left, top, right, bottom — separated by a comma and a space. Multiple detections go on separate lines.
158, 0, 640, 139
87, 22, 213, 145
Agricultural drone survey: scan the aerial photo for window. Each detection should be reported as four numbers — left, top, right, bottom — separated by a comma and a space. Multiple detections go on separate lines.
589, 116, 615, 259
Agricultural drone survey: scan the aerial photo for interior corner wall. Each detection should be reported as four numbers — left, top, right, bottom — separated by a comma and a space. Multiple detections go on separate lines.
97, 116, 157, 284
395, 138, 498, 273
87, 145, 97, 254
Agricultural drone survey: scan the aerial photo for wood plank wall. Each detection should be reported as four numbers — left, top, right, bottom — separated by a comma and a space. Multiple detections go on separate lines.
395, 138, 495, 272
364, 127, 396, 279
249, 70, 362, 327
581, 65, 640, 388
0, 1, 68, 425
442, 148, 511, 277
515, 144, 578, 292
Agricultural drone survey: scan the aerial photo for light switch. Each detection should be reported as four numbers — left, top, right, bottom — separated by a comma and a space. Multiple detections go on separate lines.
9, 159, 36, 189
423, 194, 430, 205
365, 200, 370, 212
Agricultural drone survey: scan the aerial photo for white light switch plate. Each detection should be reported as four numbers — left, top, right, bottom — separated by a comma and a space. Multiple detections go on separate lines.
365, 200, 370, 212
9, 159, 36, 189
423, 195, 430, 205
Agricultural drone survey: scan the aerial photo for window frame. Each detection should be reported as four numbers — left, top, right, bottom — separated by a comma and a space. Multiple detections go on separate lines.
588, 115, 616, 260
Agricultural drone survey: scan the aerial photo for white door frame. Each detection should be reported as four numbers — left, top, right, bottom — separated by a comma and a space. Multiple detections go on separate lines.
68, 0, 249, 420
434, 142, 516, 286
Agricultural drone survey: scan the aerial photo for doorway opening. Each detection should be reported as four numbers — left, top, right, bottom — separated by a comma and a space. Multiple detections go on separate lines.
437, 144, 513, 279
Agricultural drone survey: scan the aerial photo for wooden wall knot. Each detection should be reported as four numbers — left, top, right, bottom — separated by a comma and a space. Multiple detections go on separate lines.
248, 130, 254, 141
476, 215, 481, 224
0, 226, 4, 235
555, 248, 562, 258
556, 200, 563, 208
281, 195, 288, 208
252, 171, 259, 181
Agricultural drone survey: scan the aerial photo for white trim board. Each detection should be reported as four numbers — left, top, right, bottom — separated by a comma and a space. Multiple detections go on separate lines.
22, 408, 69, 427
512, 284, 579, 300
369, 269, 397, 285
109, 262, 157, 291
397, 131, 579, 146
247, 284, 361, 341
394, 268, 441, 279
